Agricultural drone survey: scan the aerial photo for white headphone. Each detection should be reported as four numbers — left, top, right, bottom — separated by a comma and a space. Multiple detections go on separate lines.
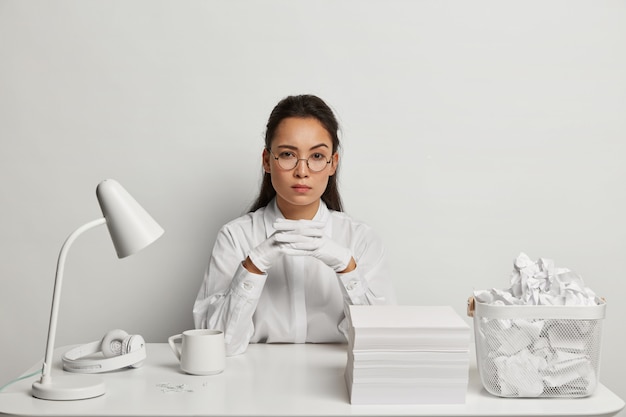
62, 329, 147, 374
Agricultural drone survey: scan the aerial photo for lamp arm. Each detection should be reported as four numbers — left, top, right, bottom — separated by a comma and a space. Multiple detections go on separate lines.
38, 218, 107, 385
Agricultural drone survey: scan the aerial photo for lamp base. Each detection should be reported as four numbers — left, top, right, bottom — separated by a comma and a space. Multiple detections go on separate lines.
32, 375, 105, 400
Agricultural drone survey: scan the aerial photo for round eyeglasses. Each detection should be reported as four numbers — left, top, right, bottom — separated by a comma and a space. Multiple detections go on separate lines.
268, 149, 333, 172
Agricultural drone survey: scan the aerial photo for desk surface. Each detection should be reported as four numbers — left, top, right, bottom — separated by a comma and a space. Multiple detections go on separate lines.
0, 343, 623, 417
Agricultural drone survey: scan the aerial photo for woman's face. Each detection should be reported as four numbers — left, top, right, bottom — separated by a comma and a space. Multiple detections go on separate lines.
263, 117, 338, 219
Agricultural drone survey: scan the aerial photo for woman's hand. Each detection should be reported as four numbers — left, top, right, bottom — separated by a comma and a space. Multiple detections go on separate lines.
274, 219, 354, 273
247, 219, 355, 274
246, 219, 322, 273
246, 232, 286, 274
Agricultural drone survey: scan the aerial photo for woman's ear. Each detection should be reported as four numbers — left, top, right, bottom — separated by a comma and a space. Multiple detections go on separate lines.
262, 149, 271, 173
329, 152, 339, 176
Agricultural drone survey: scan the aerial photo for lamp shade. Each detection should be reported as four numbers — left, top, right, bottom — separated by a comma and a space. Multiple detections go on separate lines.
96, 179, 164, 258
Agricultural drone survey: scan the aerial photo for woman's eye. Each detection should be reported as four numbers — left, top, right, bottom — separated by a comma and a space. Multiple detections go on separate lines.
279, 151, 296, 159
311, 153, 327, 161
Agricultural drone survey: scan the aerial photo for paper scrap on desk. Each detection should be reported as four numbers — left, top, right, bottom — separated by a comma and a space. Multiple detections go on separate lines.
156, 383, 193, 393
474, 253, 599, 397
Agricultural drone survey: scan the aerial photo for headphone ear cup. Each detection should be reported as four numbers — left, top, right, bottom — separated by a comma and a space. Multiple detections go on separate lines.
122, 334, 146, 368
101, 329, 130, 358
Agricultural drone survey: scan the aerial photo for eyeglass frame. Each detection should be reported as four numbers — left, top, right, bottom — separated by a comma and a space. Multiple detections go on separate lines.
266, 148, 334, 172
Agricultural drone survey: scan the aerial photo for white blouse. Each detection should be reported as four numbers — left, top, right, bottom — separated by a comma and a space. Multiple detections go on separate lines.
193, 199, 396, 356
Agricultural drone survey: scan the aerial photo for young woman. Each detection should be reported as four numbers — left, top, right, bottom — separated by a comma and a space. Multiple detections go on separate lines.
193, 95, 396, 356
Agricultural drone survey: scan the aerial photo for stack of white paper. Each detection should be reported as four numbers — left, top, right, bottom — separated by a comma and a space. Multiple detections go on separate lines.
345, 305, 471, 405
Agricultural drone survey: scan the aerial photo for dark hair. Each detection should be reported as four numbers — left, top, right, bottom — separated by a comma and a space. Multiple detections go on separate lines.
249, 94, 343, 212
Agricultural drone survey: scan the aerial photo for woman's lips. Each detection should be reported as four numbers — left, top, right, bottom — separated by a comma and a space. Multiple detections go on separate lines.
292, 184, 311, 193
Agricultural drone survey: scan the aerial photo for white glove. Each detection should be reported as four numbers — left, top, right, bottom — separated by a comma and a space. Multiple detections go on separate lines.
247, 234, 284, 274
247, 220, 314, 273
274, 219, 353, 272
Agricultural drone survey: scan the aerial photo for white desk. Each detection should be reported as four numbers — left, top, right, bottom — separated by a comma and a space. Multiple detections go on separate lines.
0, 343, 623, 416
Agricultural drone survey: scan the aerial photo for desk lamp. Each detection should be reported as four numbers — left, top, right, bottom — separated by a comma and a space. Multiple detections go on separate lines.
32, 179, 164, 400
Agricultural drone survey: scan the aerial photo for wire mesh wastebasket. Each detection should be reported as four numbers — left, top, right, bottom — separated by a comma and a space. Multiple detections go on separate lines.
467, 296, 605, 398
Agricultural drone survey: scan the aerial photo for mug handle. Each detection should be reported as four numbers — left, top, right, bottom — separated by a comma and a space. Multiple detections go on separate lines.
168, 334, 183, 361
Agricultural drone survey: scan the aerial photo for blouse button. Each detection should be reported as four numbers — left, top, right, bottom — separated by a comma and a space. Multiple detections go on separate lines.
242, 281, 254, 291
346, 280, 360, 291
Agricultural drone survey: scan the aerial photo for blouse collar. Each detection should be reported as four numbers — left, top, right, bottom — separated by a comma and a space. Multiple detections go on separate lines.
263, 198, 331, 238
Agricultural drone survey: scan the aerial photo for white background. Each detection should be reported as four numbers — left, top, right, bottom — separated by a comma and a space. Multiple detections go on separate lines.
1, 0, 624, 412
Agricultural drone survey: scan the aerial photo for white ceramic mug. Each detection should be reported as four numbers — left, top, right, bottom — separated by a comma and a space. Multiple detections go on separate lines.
168, 329, 225, 375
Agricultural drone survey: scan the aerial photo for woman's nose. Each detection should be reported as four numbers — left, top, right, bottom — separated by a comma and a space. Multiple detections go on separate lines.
294, 159, 309, 177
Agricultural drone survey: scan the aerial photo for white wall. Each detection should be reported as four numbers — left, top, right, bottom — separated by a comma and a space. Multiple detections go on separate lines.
1, 0, 624, 411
